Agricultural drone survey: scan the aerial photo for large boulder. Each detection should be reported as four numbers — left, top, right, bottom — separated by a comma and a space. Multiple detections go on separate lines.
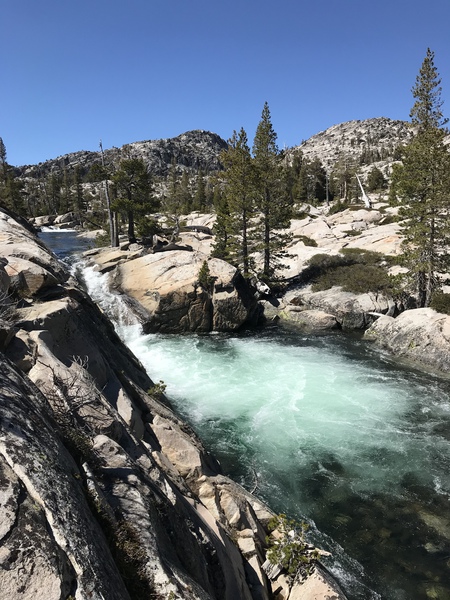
0, 211, 68, 296
286, 285, 394, 329
365, 308, 450, 373
279, 306, 341, 330
112, 251, 259, 333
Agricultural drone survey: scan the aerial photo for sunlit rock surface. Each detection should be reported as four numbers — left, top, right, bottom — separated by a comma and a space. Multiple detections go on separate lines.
90, 248, 260, 333
365, 308, 450, 373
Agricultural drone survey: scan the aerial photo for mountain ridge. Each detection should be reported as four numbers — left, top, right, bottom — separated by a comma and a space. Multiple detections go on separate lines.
14, 117, 450, 191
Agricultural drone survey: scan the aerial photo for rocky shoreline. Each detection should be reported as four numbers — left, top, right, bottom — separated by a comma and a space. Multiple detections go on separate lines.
0, 211, 348, 598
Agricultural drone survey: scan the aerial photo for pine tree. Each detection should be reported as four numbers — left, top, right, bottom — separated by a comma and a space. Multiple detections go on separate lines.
390, 49, 450, 307
193, 169, 207, 212
48, 173, 62, 214
62, 166, 72, 213
220, 128, 256, 277
162, 162, 192, 241
112, 158, 156, 243
366, 166, 386, 192
73, 165, 86, 213
0, 137, 25, 215
0, 138, 7, 184
252, 102, 292, 281
211, 184, 230, 261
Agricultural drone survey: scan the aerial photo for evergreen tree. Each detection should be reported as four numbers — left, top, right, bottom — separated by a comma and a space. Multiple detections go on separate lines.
0, 138, 7, 184
73, 165, 86, 213
366, 166, 386, 192
49, 173, 62, 214
0, 137, 25, 215
220, 128, 256, 277
390, 48, 450, 307
112, 158, 156, 243
193, 169, 207, 212
179, 170, 193, 213
211, 184, 230, 260
296, 158, 327, 204
330, 155, 358, 202
252, 102, 292, 281
284, 152, 303, 205
62, 166, 72, 213
162, 162, 192, 241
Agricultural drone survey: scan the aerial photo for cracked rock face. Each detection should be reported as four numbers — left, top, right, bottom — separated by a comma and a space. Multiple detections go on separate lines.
0, 359, 131, 600
109, 250, 259, 333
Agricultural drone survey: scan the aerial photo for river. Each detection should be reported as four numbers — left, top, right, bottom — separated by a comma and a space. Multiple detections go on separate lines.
40, 229, 450, 600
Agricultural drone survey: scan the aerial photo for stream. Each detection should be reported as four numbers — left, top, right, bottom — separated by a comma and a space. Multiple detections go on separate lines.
40, 229, 450, 600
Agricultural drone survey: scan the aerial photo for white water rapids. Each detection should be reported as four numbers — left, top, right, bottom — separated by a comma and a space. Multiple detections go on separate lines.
36, 223, 448, 600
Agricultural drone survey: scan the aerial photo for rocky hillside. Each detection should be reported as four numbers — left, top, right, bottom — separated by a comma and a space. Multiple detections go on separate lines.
292, 117, 414, 170
15, 117, 450, 191
16, 129, 228, 179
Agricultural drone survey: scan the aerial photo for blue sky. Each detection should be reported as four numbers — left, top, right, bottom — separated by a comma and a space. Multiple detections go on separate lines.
2, 0, 450, 166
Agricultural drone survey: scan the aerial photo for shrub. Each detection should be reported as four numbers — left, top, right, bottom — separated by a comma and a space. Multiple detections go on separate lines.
342, 229, 362, 237
430, 292, 450, 315
94, 231, 110, 248
294, 235, 318, 247
198, 260, 217, 293
312, 263, 391, 294
378, 214, 401, 225
340, 248, 385, 265
328, 200, 349, 215
303, 249, 393, 295
265, 514, 319, 578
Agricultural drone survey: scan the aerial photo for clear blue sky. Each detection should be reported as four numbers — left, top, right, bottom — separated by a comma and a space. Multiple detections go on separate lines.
2, 0, 450, 166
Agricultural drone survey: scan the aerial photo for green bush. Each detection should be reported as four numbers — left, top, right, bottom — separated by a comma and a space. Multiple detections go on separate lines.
266, 514, 319, 578
294, 235, 318, 247
328, 200, 349, 215
342, 229, 362, 237
94, 231, 110, 248
303, 249, 392, 294
312, 263, 391, 294
340, 248, 385, 265
430, 292, 450, 315
379, 214, 401, 225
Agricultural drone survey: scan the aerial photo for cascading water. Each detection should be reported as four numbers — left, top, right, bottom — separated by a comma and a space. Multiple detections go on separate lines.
41, 231, 450, 600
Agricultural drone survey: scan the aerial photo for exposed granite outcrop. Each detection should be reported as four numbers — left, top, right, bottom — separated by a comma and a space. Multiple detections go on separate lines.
0, 209, 346, 599
86, 246, 260, 333
364, 308, 450, 374
274, 285, 394, 330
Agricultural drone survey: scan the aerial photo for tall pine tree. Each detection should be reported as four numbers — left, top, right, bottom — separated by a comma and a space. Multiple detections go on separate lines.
252, 102, 292, 282
112, 158, 155, 243
390, 48, 450, 307
219, 128, 256, 277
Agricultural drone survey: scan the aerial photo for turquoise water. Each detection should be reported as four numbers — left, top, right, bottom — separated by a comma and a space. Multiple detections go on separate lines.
123, 328, 450, 600
41, 231, 450, 600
